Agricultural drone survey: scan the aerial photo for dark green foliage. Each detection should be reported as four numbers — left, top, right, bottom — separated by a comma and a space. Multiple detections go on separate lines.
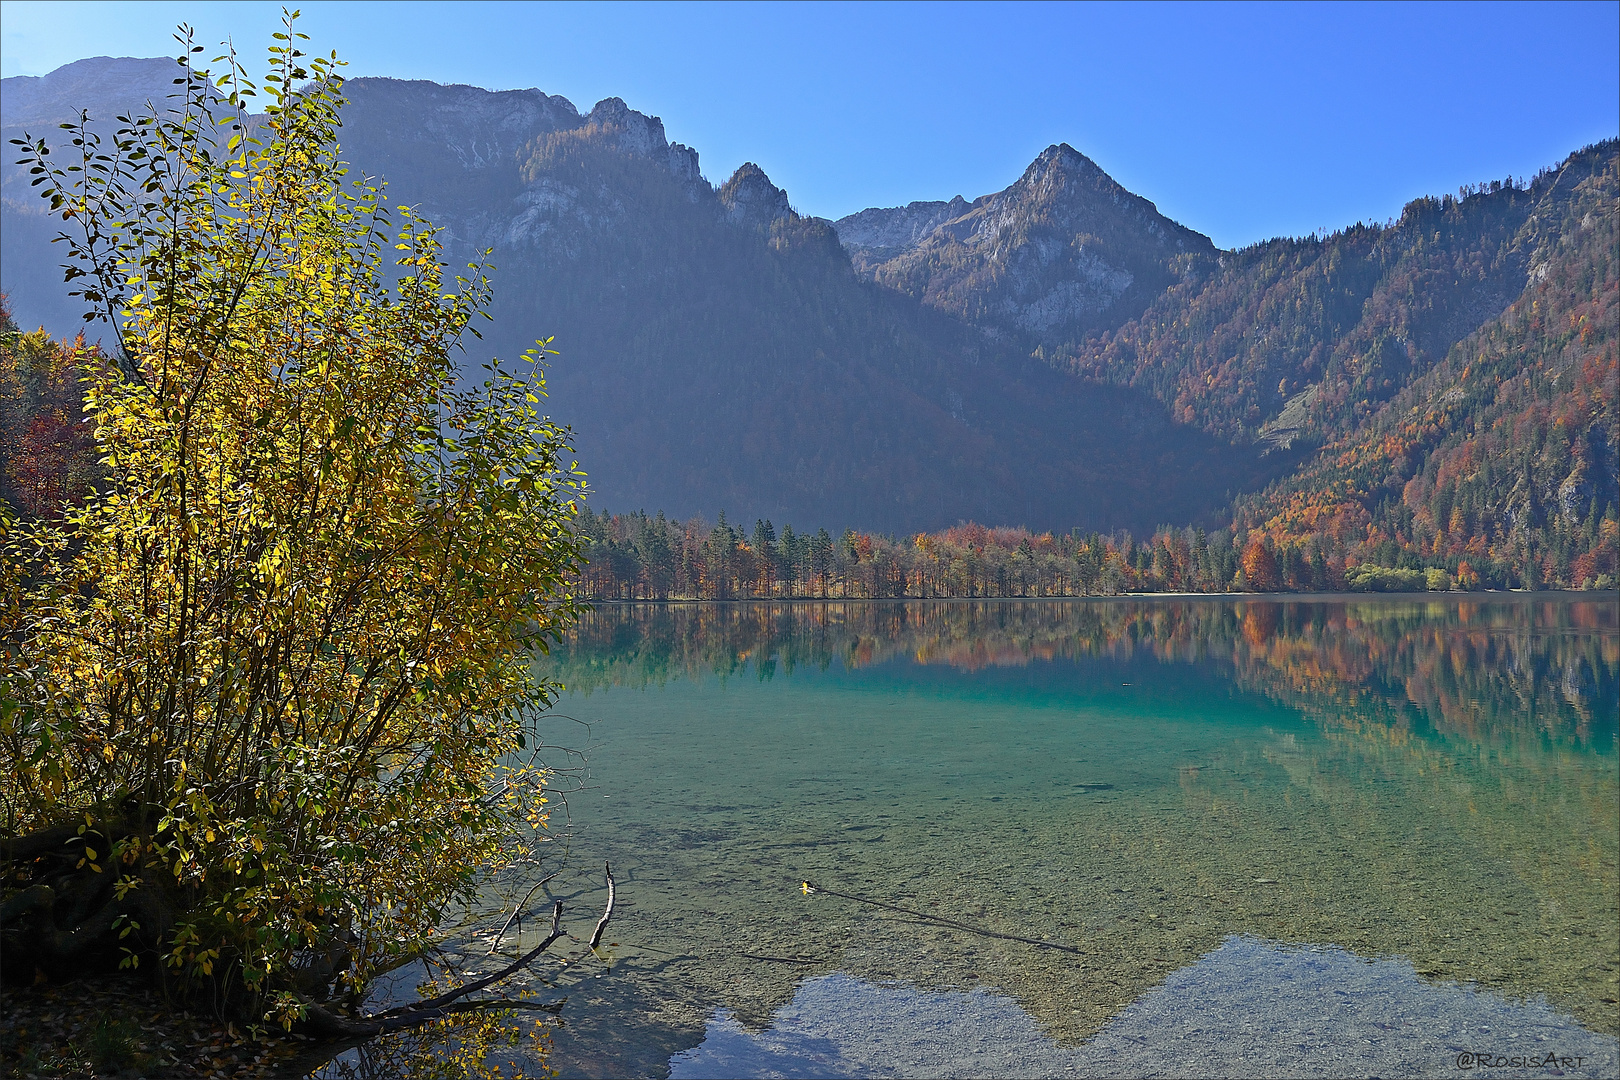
84, 1015, 142, 1073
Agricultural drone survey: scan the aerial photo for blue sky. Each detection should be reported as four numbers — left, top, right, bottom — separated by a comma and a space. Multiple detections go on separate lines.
2, 0, 1615, 248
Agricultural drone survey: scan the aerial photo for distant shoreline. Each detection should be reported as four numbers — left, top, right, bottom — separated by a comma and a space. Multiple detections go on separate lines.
580, 590, 1617, 605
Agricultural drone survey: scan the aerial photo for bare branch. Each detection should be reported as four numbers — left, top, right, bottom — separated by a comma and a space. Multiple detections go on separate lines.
588, 862, 615, 950
488, 869, 560, 954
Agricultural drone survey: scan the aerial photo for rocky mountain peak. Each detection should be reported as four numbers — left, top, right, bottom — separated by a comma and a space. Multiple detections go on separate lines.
586, 97, 665, 155
580, 97, 700, 182
1026, 142, 1105, 183
981, 142, 1204, 255
834, 143, 1216, 345
718, 162, 791, 228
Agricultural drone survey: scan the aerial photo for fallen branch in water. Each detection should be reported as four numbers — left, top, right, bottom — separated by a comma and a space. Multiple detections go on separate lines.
300, 859, 616, 1039
298, 900, 569, 1037
488, 870, 562, 953
588, 862, 615, 949
801, 880, 1083, 955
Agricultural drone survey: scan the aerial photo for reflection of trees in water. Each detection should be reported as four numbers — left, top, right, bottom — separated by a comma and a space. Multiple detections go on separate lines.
547, 599, 1617, 749
538, 598, 1619, 1043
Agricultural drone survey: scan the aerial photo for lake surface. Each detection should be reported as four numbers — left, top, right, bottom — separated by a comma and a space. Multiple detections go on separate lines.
465, 598, 1618, 1078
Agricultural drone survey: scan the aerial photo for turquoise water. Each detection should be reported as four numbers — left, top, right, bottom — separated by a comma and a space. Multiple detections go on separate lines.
474, 598, 1617, 1078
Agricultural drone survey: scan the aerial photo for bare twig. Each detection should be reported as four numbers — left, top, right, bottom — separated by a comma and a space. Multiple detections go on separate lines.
488, 870, 560, 953
587, 862, 614, 949
802, 880, 1083, 955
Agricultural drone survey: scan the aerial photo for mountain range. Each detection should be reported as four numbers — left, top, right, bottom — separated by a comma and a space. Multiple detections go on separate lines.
2, 56, 1615, 584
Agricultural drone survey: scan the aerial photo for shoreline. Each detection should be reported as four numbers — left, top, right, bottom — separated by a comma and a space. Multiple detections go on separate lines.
578, 589, 1617, 605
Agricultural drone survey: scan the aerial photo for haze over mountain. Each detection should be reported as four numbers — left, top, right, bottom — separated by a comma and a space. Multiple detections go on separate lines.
3, 56, 1615, 570
0, 57, 1277, 534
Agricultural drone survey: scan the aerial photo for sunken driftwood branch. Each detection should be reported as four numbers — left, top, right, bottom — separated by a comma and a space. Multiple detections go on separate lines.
588, 862, 614, 950
802, 880, 1083, 954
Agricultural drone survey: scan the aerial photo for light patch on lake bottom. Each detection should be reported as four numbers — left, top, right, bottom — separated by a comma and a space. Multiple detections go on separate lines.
668, 936, 1620, 1079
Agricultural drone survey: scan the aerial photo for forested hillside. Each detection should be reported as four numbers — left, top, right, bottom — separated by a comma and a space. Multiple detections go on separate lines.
1236, 145, 1618, 591
1061, 149, 1610, 449
569, 143, 1616, 597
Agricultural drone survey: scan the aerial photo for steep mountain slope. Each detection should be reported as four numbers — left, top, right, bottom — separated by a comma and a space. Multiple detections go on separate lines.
430, 103, 1271, 533
1237, 144, 1618, 588
0, 62, 1271, 534
835, 144, 1216, 347
1062, 167, 1571, 449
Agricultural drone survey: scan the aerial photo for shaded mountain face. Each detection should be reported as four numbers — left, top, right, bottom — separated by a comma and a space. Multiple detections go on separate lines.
409, 93, 1274, 534
0, 63, 1270, 534
834, 144, 1217, 346
0, 55, 179, 129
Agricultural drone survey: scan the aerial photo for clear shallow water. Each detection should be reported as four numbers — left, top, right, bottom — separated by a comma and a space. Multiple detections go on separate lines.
488, 598, 1618, 1078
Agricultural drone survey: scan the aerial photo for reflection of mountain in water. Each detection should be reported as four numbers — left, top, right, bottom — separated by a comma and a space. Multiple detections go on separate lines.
671, 941, 1620, 1080
547, 598, 1618, 751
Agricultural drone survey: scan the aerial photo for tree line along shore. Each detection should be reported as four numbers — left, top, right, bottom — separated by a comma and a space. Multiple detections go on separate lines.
573, 507, 1616, 600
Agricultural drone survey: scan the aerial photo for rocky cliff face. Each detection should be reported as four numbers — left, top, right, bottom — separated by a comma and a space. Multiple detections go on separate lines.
834, 195, 974, 255
717, 162, 792, 228
835, 144, 1216, 346
0, 55, 178, 130
335, 81, 709, 257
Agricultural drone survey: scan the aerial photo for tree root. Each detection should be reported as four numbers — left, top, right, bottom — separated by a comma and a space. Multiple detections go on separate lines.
2, 826, 178, 985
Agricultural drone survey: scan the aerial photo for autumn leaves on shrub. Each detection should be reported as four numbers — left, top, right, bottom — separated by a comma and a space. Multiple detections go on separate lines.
0, 307, 100, 519
1, 25, 584, 1029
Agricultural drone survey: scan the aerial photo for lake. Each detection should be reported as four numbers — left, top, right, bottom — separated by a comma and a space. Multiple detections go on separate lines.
459, 597, 1617, 1078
